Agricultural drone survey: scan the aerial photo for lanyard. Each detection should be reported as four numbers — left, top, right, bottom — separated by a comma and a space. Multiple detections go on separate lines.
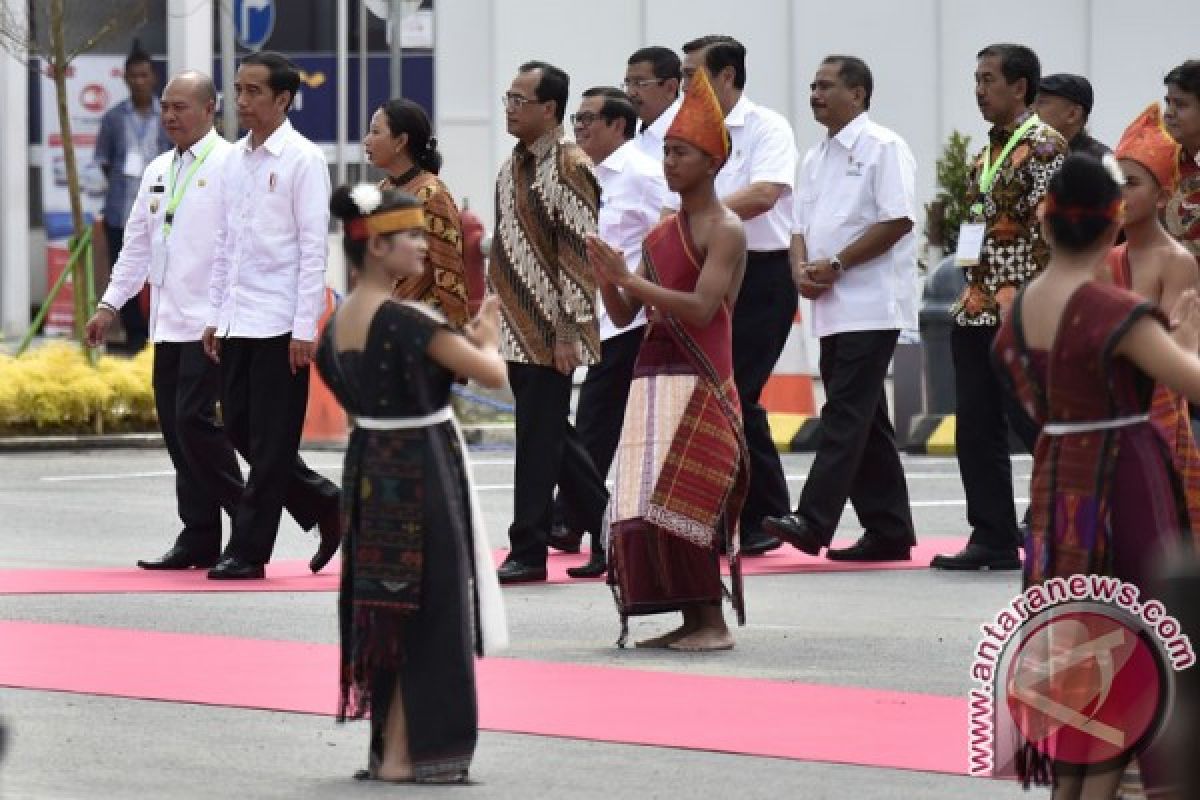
163, 137, 217, 236
971, 113, 1040, 215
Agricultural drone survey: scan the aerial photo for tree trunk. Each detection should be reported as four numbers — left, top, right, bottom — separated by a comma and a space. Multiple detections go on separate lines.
48, 0, 89, 347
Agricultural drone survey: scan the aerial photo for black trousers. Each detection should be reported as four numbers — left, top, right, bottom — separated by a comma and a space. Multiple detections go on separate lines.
105, 223, 148, 353
733, 250, 798, 534
153, 341, 244, 560
219, 335, 340, 565
507, 361, 609, 567
553, 326, 645, 553
952, 324, 1038, 551
797, 330, 916, 546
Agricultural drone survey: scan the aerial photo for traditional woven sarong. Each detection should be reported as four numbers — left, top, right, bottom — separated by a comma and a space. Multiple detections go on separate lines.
607, 212, 748, 635
1106, 244, 1200, 528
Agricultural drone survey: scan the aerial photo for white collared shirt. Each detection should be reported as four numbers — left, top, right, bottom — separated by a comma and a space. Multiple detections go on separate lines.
595, 140, 670, 339
101, 128, 233, 342
208, 118, 330, 341
793, 112, 918, 338
634, 97, 682, 211
714, 95, 798, 252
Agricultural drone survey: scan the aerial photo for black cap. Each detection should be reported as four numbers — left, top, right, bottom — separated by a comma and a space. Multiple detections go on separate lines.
1038, 73, 1094, 115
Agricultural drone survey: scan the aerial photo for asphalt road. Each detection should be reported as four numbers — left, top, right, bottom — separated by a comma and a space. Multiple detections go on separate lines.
0, 447, 1036, 799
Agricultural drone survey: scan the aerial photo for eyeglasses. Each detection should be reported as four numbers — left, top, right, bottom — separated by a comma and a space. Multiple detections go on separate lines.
502, 92, 539, 110
622, 77, 666, 91
570, 112, 602, 127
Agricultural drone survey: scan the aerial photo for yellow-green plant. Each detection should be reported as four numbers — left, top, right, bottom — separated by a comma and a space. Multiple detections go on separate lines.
0, 342, 156, 434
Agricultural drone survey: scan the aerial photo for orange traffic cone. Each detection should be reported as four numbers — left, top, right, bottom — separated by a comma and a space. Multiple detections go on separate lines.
302, 287, 349, 446
763, 309, 819, 452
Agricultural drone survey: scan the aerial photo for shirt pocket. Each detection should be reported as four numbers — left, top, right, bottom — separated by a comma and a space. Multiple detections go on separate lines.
256, 171, 295, 235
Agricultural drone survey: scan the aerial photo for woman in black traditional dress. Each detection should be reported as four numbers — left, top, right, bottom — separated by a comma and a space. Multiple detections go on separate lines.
316, 184, 508, 783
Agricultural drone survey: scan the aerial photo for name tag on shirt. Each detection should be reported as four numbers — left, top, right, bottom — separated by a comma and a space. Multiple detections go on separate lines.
955, 223, 986, 267
123, 149, 145, 178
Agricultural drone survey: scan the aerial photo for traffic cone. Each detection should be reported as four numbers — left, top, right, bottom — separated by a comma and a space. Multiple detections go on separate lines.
302, 287, 348, 446
763, 308, 819, 452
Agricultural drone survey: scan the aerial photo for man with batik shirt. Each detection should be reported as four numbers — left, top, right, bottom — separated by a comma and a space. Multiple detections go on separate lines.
1164, 60, 1200, 260
932, 43, 1066, 572
489, 61, 609, 584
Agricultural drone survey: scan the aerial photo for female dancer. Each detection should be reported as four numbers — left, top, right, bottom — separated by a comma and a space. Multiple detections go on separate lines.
316, 184, 507, 783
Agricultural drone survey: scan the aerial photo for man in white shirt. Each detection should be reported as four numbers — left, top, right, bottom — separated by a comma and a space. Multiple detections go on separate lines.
86, 72, 244, 571
551, 87, 670, 578
763, 56, 918, 562
624, 46, 682, 163
202, 52, 340, 580
681, 35, 798, 555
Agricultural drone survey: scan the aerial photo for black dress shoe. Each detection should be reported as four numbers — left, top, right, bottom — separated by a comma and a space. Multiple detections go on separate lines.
826, 535, 911, 562
310, 505, 342, 574
497, 560, 547, 584
740, 529, 782, 556
207, 557, 266, 580
136, 546, 219, 570
930, 543, 1021, 571
547, 523, 583, 554
761, 513, 824, 556
566, 552, 606, 578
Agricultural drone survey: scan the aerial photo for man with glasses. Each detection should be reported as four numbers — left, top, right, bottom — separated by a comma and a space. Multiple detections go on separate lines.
681, 35, 799, 555
489, 61, 609, 584
549, 87, 670, 578
624, 46, 683, 162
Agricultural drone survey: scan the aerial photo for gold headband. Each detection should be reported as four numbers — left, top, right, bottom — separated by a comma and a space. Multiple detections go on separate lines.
345, 208, 426, 240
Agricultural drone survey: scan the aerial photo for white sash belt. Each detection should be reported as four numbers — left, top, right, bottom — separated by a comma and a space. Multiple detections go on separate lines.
1042, 414, 1150, 436
354, 406, 454, 430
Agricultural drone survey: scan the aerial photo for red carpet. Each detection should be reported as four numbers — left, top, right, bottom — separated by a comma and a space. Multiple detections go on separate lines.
0, 538, 966, 595
0, 620, 969, 775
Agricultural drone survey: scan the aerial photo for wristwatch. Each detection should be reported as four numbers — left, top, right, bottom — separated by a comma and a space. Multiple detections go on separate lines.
830, 255, 844, 273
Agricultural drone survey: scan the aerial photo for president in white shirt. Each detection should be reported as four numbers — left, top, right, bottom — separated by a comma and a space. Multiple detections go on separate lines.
551, 87, 671, 577
86, 72, 245, 571
681, 35, 799, 555
202, 52, 340, 581
763, 56, 918, 563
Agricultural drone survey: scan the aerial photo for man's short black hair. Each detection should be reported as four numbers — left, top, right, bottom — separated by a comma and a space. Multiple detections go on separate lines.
627, 46, 682, 82
582, 87, 638, 140
822, 55, 873, 110
125, 40, 152, 72
240, 51, 302, 110
519, 60, 570, 124
976, 43, 1041, 106
682, 35, 746, 90
1166, 60, 1200, 101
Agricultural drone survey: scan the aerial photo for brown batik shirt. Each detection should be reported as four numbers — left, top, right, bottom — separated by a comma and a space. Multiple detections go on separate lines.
952, 110, 1067, 326
488, 126, 601, 367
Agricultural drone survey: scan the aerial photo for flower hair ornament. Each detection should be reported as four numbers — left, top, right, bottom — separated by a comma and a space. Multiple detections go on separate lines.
349, 183, 384, 215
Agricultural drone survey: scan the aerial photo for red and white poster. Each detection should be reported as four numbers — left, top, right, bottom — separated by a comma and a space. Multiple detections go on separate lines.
39, 54, 126, 335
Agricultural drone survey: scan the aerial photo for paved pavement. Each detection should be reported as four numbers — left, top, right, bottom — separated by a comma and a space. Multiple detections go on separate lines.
0, 446, 1036, 799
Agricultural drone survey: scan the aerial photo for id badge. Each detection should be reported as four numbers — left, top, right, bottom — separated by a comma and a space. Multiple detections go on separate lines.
148, 229, 167, 286
955, 223, 986, 267
123, 149, 145, 178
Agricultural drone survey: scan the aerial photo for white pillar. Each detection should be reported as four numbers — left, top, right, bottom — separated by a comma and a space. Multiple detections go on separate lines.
0, 0, 30, 339
167, 0, 213, 80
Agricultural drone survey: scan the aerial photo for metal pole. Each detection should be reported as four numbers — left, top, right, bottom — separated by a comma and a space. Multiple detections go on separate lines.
219, 0, 238, 140
359, 0, 369, 174
389, 0, 403, 99
335, 0, 348, 186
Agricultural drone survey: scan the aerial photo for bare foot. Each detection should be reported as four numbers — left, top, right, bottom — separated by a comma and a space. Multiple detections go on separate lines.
667, 627, 735, 652
373, 766, 415, 783
635, 623, 697, 648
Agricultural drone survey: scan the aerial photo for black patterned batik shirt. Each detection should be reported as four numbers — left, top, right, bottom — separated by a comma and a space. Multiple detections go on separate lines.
952, 111, 1067, 327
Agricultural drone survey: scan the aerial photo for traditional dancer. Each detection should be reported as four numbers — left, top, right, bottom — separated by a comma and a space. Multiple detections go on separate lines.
993, 153, 1200, 798
588, 69, 748, 652
316, 184, 508, 783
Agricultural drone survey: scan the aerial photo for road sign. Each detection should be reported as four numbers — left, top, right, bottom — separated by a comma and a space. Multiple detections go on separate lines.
233, 0, 275, 52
